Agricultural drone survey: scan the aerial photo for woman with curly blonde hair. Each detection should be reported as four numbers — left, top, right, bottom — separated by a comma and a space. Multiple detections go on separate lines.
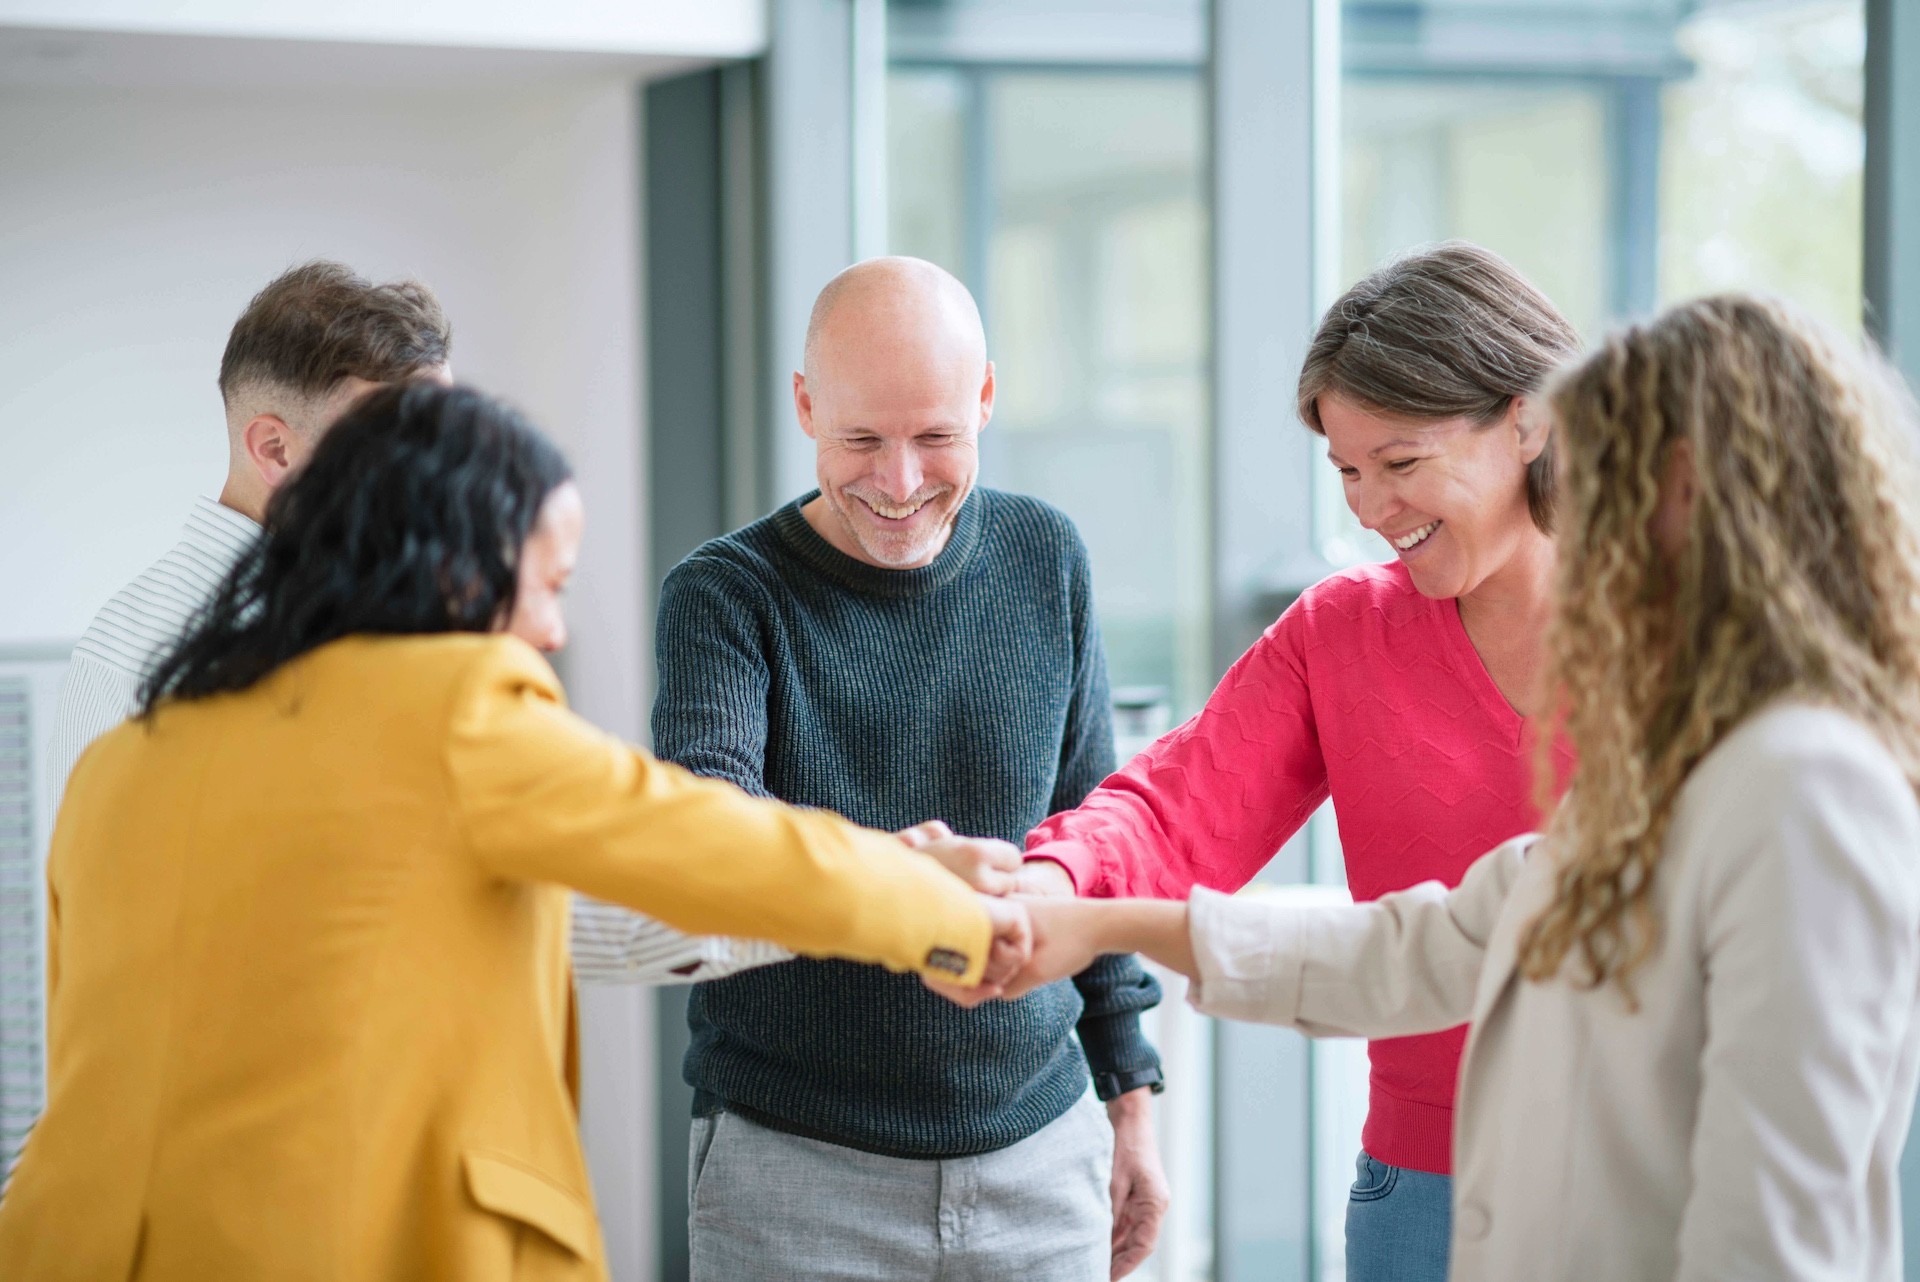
1003, 294, 1920, 1281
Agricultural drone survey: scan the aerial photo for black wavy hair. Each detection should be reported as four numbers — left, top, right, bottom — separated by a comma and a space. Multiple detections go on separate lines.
142, 381, 573, 713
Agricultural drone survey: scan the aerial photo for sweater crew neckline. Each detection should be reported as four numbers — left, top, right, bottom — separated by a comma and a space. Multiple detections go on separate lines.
769, 489, 987, 598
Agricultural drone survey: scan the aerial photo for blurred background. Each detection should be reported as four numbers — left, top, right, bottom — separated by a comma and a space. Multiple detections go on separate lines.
2, 1, 1917, 1279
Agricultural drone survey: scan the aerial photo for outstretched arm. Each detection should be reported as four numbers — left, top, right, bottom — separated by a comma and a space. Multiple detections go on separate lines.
1024, 604, 1330, 901
569, 897, 793, 985
997, 835, 1534, 1037
999, 899, 1197, 996
448, 640, 1030, 989
571, 821, 1025, 986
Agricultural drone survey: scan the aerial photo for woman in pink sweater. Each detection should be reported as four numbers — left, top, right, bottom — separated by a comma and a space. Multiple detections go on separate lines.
1022, 241, 1578, 1282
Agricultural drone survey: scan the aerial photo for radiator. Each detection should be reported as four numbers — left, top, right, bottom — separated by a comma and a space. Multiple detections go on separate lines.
0, 649, 68, 1189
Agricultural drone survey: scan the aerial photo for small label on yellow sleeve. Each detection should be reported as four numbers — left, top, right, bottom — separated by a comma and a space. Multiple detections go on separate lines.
923, 947, 969, 976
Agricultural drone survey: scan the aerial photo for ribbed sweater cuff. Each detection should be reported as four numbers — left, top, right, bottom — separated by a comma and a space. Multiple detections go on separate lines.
1077, 1009, 1163, 1099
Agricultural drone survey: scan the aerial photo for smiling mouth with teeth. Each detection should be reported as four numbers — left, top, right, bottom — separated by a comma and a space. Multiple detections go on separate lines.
1391, 520, 1440, 552
864, 499, 927, 520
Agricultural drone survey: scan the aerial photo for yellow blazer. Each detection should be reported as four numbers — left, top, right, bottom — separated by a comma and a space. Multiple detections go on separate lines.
0, 634, 989, 1281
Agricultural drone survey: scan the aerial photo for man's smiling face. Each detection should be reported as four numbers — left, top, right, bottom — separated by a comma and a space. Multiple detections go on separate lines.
795, 258, 994, 570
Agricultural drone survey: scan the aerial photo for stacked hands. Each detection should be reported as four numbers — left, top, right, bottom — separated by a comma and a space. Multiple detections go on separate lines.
896, 820, 1184, 1007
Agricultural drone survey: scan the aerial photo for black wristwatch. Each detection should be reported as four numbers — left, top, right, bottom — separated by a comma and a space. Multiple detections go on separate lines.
1093, 1066, 1167, 1100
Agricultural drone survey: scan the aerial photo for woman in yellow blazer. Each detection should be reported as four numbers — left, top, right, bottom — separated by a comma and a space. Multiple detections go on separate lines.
0, 383, 1030, 1281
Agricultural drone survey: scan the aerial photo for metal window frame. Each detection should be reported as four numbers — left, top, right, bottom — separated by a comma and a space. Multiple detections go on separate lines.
1866, 0, 1920, 388
1863, 10, 1920, 1268
641, 68, 734, 1282
1207, 5, 1334, 1277
763, 0, 862, 504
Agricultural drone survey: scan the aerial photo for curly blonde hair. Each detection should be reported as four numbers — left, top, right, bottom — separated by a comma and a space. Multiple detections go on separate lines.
1518, 294, 1920, 996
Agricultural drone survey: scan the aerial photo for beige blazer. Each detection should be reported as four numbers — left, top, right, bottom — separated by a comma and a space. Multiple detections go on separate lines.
1188, 702, 1920, 1281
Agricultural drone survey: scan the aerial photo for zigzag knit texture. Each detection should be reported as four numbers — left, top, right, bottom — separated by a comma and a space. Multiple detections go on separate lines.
1028, 559, 1573, 1175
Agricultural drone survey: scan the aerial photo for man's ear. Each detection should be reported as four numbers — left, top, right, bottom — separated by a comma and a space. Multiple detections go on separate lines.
793, 372, 818, 440
241, 414, 299, 490
1511, 395, 1548, 466
978, 360, 996, 432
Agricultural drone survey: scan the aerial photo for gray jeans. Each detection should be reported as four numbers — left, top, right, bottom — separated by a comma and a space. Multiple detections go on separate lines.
687, 1090, 1113, 1282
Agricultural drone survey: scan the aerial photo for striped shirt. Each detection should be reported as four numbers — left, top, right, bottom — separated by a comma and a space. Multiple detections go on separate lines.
47, 496, 260, 807
45, 495, 753, 985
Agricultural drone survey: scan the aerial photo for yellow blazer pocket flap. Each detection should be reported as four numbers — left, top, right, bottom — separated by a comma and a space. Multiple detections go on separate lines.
462, 1151, 595, 1259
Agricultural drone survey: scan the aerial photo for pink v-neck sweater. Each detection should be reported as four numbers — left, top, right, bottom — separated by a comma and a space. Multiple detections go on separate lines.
1027, 560, 1572, 1175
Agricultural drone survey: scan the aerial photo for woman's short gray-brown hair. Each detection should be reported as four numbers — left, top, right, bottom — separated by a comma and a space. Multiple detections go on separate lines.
1297, 241, 1581, 534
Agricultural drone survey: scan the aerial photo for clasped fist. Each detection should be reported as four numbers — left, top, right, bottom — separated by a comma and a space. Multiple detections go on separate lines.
978, 896, 1034, 995
922, 895, 1102, 1008
897, 820, 1086, 1006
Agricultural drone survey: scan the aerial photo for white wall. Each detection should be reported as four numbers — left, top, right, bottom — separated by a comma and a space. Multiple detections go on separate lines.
0, 84, 637, 651
0, 79, 657, 1278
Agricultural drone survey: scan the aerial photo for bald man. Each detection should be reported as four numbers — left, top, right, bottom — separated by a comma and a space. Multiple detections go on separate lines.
653, 257, 1168, 1280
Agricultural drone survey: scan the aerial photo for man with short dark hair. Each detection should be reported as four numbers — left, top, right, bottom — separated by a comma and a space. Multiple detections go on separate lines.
47, 261, 453, 798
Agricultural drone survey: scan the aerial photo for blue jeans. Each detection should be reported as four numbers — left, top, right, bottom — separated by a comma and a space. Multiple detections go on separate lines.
1345, 1150, 1452, 1282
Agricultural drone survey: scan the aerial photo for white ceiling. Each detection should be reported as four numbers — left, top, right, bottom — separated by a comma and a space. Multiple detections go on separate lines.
0, 24, 726, 90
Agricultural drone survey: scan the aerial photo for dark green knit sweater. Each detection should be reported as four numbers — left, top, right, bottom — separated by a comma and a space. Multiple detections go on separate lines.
654, 487, 1162, 1159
